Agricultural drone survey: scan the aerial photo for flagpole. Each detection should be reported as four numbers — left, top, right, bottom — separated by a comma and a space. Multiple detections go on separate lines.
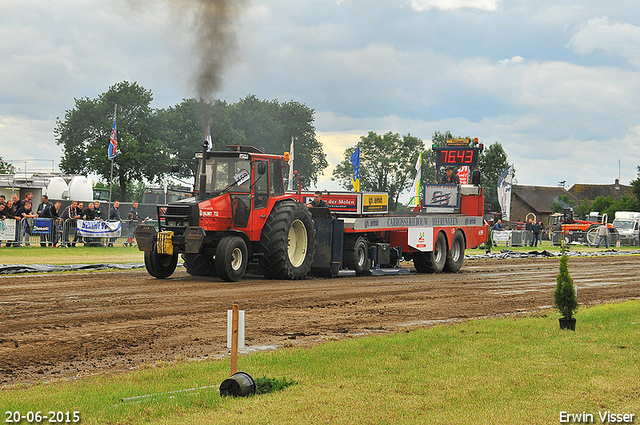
107, 104, 117, 219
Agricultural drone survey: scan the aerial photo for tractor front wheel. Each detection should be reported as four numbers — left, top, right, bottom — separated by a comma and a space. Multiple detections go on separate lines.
216, 236, 248, 282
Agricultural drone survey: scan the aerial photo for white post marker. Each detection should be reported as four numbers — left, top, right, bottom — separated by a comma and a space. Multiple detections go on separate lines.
227, 308, 245, 349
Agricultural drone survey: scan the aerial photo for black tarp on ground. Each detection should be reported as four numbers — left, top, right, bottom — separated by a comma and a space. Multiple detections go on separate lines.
0, 263, 146, 274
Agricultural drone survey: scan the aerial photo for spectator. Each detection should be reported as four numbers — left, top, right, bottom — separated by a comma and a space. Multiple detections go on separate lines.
82, 202, 97, 220
42, 201, 62, 247
596, 223, 610, 249
492, 219, 503, 231
108, 201, 121, 247
0, 195, 5, 204
16, 192, 33, 212
60, 201, 80, 247
531, 220, 541, 247
11, 194, 20, 211
15, 200, 37, 246
94, 201, 102, 220
0, 202, 7, 220
3, 201, 17, 247
125, 201, 142, 247
36, 195, 52, 217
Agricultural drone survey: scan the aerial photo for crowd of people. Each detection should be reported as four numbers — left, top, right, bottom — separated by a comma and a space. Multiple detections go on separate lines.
0, 192, 144, 248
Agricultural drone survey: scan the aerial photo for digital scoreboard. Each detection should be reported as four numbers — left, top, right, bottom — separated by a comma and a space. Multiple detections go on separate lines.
435, 147, 479, 167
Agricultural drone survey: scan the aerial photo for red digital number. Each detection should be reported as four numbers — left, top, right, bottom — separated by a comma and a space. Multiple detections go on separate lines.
464, 150, 474, 163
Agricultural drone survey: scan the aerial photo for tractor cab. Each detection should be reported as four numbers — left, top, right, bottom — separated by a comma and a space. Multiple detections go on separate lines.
193, 146, 289, 240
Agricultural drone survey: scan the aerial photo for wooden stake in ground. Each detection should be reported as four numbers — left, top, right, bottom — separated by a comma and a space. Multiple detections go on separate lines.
230, 304, 239, 376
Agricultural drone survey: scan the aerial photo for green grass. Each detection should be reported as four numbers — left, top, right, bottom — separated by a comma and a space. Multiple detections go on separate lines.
0, 245, 144, 265
2, 301, 639, 424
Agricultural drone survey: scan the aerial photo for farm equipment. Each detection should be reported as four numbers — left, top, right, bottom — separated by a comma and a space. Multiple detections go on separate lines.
548, 210, 617, 246
135, 140, 488, 281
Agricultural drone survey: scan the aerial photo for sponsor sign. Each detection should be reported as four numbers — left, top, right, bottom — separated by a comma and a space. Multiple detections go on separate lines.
353, 215, 483, 230
0, 219, 17, 241
77, 220, 122, 237
423, 184, 459, 208
302, 193, 359, 213
31, 218, 53, 235
363, 193, 388, 213
408, 227, 434, 251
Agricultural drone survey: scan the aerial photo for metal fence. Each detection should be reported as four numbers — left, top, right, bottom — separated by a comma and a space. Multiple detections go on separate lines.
1, 219, 157, 247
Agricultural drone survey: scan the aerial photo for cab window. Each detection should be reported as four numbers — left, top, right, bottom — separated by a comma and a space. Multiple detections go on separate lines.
254, 160, 269, 209
270, 159, 285, 196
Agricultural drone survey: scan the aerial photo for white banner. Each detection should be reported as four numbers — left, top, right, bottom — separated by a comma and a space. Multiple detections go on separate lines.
497, 165, 514, 222
458, 166, 469, 185
423, 184, 459, 208
0, 219, 17, 241
77, 220, 122, 237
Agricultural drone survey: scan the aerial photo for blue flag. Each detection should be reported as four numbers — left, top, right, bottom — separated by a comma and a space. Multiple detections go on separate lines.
108, 110, 117, 160
350, 146, 360, 192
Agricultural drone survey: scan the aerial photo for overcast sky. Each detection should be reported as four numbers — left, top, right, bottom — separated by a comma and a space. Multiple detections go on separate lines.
2, 0, 640, 197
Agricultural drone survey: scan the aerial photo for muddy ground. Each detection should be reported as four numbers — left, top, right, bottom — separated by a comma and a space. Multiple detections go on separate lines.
1, 255, 639, 386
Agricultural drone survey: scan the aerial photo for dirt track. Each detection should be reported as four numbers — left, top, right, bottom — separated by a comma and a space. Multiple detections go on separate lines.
1, 255, 639, 386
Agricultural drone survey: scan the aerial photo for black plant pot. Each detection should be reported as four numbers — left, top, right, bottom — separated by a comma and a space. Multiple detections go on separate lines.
559, 318, 576, 331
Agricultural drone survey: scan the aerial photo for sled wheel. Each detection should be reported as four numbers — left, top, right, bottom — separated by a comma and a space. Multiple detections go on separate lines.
444, 230, 465, 273
413, 231, 447, 273
343, 236, 370, 274
259, 201, 315, 280
216, 236, 248, 282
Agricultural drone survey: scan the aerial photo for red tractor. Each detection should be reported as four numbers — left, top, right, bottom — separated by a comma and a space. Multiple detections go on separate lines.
135, 144, 316, 281
548, 210, 617, 246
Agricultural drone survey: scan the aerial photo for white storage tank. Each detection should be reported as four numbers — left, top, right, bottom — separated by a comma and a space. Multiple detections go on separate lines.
68, 176, 94, 202
44, 177, 70, 200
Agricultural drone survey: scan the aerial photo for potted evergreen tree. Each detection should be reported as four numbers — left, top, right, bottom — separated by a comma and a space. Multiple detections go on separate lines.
554, 242, 578, 330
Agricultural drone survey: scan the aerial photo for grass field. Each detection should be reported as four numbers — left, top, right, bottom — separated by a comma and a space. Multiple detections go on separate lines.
1, 300, 638, 424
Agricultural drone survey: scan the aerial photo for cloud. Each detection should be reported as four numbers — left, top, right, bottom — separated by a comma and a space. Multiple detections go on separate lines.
567, 17, 640, 67
409, 0, 501, 12
498, 56, 525, 66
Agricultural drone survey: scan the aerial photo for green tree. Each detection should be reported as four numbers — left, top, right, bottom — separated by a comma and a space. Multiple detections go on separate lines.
0, 156, 16, 174
477, 142, 511, 212
331, 131, 424, 210
631, 166, 640, 210
55, 81, 171, 201
229, 95, 327, 188
554, 243, 578, 319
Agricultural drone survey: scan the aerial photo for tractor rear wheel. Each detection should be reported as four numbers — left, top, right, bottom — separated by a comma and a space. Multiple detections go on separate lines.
343, 235, 370, 274
215, 236, 248, 282
144, 242, 178, 279
586, 224, 599, 246
259, 201, 315, 280
183, 253, 217, 277
444, 230, 465, 273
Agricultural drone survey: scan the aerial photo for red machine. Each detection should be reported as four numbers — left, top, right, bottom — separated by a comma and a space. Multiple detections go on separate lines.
135, 142, 488, 281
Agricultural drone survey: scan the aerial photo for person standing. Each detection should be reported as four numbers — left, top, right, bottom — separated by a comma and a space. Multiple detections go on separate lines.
108, 201, 121, 247
531, 220, 541, 247
42, 201, 62, 247
15, 201, 37, 246
36, 195, 54, 246
596, 223, 610, 248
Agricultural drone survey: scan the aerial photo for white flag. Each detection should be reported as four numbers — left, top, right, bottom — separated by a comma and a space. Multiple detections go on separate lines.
408, 153, 422, 207
497, 165, 514, 222
205, 123, 212, 151
288, 137, 294, 190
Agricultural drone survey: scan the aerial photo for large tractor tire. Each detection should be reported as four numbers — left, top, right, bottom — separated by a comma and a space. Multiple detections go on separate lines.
259, 201, 315, 280
343, 235, 370, 274
182, 253, 217, 277
444, 230, 465, 273
215, 236, 248, 282
144, 242, 178, 279
412, 231, 447, 273
586, 225, 599, 246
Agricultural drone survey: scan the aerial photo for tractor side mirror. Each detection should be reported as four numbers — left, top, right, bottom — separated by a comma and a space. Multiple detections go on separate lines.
257, 162, 267, 175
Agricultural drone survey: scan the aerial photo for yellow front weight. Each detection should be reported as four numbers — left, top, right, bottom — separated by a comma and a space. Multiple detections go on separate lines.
156, 231, 175, 255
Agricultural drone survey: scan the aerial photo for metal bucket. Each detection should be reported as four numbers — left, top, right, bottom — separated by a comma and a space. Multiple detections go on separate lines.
219, 372, 256, 397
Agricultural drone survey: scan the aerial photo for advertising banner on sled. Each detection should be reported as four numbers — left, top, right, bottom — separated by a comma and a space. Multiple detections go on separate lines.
0, 219, 17, 241
77, 220, 122, 237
